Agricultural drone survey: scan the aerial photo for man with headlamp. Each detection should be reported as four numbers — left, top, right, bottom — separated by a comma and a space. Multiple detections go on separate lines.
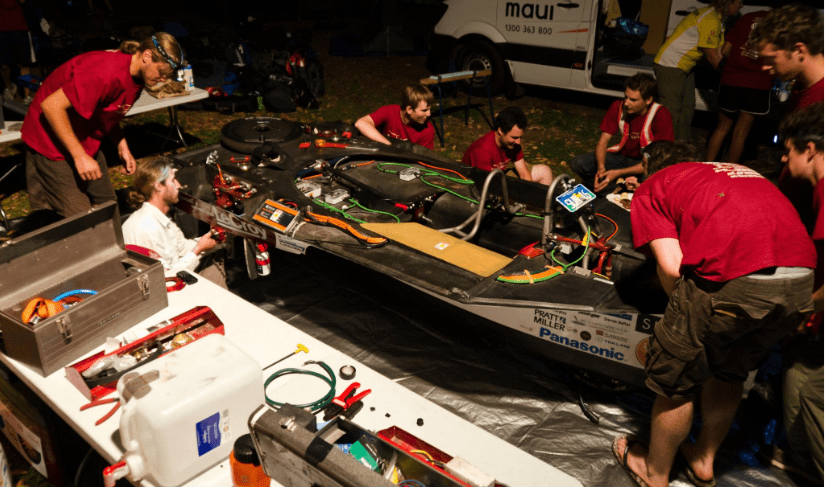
21, 32, 184, 218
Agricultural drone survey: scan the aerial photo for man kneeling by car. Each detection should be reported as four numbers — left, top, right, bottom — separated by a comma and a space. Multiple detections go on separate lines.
570, 73, 674, 194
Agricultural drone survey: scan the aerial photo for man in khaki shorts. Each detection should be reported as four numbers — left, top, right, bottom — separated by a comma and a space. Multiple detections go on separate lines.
20, 32, 183, 217
612, 141, 816, 487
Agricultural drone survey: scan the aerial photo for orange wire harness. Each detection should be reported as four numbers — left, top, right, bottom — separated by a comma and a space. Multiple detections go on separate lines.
416, 161, 468, 180
305, 210, 388, 246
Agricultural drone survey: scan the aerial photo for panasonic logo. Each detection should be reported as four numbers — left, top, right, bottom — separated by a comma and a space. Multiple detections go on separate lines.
505, 2, 555, 20
539, 327, 625, 361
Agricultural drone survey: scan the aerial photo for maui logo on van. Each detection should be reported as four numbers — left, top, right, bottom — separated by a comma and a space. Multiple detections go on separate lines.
505, 2, 555, 20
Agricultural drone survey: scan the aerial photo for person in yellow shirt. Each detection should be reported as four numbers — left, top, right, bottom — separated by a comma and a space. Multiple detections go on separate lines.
653, 0, 743, 141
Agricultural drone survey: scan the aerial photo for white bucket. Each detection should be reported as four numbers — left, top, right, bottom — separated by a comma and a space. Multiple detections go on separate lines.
116, 334, 264, 487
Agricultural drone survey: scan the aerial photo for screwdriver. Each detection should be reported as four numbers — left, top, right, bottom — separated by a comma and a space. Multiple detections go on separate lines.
262, 344, 309, 370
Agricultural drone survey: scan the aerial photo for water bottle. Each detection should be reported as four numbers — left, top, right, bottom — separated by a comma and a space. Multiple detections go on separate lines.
184, 65, 194, 91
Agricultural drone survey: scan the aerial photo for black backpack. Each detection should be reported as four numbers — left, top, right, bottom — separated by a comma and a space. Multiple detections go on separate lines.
263, 81, 296, 113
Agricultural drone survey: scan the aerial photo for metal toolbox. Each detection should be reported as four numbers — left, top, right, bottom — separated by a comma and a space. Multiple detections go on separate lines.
0, 202, 168, 376
249, 405, 474, 487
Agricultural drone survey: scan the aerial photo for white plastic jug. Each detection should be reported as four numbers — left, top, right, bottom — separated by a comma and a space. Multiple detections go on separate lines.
109, 334, 264, 487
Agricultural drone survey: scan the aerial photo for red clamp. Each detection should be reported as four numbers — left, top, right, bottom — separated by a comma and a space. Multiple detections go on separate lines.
165, 277, 186, 292
299, 142, 311, 150
322, 382, 371, 420
210, 227, 227, 244
230, 156, 250, 163
341, 131, 352, 139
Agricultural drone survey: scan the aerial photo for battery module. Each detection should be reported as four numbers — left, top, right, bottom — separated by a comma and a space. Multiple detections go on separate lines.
324, 189, 350, 205
296, 181, 322, 198
399, 167, 420, 181
253, 199, 300, 234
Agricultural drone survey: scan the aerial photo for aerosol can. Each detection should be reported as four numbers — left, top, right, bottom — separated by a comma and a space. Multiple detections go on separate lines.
255, 243, 271, 276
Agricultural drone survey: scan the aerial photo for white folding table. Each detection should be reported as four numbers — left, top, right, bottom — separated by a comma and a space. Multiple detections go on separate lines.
0, 277, 582, 487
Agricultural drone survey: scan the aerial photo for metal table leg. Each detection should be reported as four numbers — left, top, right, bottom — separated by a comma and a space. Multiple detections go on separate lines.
160, 106, 189, 153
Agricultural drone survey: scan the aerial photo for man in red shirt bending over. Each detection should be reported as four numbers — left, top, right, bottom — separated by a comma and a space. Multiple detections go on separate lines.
462, 106, 553, 185
21, 32, 183, 218
355, 83, 435, 150
613, 143, 816, 487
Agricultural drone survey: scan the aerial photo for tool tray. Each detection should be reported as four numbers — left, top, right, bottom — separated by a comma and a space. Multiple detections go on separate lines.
250, 405, 478, 487
65, 306, 225, 401
0, 202, 167, 376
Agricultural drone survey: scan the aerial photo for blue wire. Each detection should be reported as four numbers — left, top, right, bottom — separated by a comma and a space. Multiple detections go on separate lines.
53, 289, 97, 301
399, 481, 427, 487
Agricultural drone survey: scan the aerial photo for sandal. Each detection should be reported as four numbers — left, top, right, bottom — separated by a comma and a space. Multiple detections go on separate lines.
677, 445, 716, 487
612, 434, 650, 487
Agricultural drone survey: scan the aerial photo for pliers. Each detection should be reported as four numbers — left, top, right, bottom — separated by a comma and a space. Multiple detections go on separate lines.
80, 397, 120, 426
322, 382, 371, 420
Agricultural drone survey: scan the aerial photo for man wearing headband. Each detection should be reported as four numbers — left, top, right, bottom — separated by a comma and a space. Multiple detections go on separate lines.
21, 32, 183, 218
121, 158, 227, 288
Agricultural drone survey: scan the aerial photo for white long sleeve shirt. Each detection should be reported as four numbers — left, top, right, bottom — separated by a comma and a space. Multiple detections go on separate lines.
121, 203, 201, 276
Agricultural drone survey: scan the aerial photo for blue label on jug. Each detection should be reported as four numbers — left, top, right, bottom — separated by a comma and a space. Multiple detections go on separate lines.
196, 412, 221, 456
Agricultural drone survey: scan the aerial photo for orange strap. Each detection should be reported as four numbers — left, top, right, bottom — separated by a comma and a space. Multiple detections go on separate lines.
21, 298, 65, 324
306, 211, 387, 246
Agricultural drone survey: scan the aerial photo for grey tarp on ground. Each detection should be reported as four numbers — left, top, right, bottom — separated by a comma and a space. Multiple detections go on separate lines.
228, 249, 806, 487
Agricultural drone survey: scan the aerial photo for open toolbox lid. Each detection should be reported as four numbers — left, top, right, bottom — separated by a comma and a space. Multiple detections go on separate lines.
0, 201, 126, 310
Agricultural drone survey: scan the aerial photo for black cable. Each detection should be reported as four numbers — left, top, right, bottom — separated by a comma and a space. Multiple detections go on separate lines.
74, 447, 94, 487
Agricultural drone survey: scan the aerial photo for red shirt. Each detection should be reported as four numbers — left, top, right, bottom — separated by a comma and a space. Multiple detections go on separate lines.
0, 0, 27, 31
631, 162, 816, 281
813, 178, 823, 290
777, 81, 824, 232
721, 11, 773, 90
368, 104, 434, 150
21, 51, 142, 161
461, 131, 523, 172
600, 100, 674, 159
790, 77, 824, 112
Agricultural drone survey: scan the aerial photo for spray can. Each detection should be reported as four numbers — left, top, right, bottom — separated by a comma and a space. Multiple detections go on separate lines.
255, 243, 271, 276
230, 435, 269, 487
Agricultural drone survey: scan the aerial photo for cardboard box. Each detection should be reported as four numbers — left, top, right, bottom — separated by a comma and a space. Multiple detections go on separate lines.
0, 202, 168, 376
640, 0, 673, 55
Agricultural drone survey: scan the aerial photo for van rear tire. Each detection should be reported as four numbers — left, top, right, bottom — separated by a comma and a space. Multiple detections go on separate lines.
457, 40, 505, 95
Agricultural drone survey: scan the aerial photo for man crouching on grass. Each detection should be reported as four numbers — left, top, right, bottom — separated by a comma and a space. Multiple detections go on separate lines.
612, 141, 816, 487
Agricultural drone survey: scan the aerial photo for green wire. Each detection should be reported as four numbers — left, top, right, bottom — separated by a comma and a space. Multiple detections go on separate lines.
312, 198, 366, 224
376, 162, 474, 185
264, 361, 337, 413
346, 198, 401, 222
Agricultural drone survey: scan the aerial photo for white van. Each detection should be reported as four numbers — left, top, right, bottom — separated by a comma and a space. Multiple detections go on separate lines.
428, 0, 771, 111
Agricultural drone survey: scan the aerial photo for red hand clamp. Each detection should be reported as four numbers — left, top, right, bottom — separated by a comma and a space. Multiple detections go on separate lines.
322, 382, 371, 420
